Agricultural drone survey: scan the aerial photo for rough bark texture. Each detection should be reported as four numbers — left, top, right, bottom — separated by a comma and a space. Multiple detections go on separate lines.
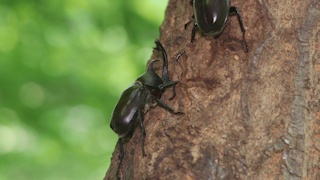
105, 0, 320, 179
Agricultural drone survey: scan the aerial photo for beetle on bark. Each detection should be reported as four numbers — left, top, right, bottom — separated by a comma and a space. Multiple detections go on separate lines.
185, 0, 249, 51
109, 39, 184, 179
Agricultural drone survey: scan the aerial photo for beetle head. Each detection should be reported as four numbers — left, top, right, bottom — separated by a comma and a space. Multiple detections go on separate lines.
137, 59, 163, 90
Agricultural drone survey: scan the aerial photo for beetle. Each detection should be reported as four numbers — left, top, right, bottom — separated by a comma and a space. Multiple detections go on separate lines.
185, 0, 249, 52
110, 39, 184, 179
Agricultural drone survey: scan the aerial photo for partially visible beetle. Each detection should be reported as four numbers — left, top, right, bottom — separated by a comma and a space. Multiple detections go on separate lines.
110, 39, 184, 179
185, 0, 249, 52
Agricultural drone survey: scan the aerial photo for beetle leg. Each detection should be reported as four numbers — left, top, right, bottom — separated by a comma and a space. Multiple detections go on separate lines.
184, 15, 195, 29
159, 81, 179, 90
156, 98, 184, 115
229, 7, 249, 52
174, 50, 185, 64
185, 15, 197, 43
138, 110, 147, 157
191, 22, 197, 43
160, 81, 178, 101
117, 138, 124, 179
169, 50, 185, 101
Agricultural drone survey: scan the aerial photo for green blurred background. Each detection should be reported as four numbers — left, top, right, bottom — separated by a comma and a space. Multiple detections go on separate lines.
0, 0, 168, 179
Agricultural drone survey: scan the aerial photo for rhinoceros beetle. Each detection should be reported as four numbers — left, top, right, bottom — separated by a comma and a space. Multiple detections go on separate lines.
110, 39, 184, 179
185, 0, 248, 52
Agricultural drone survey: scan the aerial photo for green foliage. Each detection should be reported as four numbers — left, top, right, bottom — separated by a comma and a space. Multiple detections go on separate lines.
0, 0, 168, 179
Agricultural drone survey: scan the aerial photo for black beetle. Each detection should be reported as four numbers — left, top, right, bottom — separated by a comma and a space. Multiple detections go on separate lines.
110, 39, 184, 179
185, 0, 248, 51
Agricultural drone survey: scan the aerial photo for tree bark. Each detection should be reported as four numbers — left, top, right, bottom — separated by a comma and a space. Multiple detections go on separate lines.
105, 0, 320, 179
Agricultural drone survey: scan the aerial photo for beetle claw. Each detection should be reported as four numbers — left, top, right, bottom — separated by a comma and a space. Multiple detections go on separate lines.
168, 84, 177, 101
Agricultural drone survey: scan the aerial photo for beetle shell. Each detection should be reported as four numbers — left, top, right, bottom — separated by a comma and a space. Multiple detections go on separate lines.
110, 82, 148, 139
193, 0, 230, 37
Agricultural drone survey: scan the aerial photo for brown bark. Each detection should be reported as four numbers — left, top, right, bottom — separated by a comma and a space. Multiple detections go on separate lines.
105, 0, 320, 179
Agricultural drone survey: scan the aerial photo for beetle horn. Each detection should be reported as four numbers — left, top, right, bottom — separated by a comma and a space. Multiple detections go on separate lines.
148, 59, 159, 71
154, 39, 170, 83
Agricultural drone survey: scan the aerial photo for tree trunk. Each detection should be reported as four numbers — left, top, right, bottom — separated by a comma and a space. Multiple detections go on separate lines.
105, 0, 320, 179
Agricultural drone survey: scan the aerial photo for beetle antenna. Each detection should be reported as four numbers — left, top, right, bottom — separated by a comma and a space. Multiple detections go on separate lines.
154, 39, 170, 83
